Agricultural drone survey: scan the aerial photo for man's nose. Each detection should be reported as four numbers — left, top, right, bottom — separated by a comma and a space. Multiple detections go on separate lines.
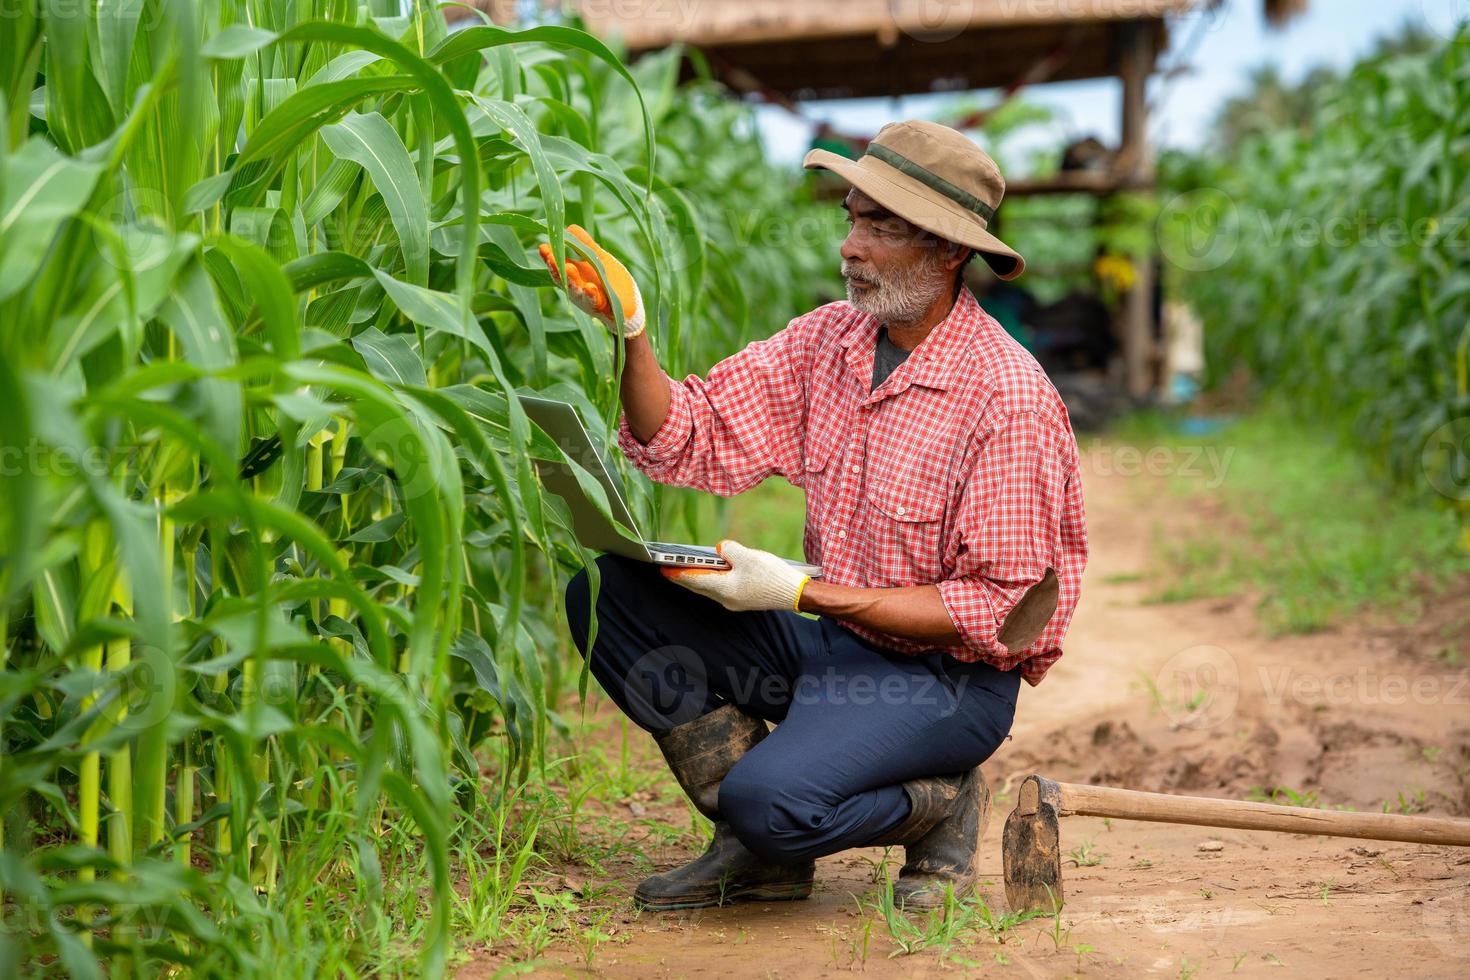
840, 227, 864, 263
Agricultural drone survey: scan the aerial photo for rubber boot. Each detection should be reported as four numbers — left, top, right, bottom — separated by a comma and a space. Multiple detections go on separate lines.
874, 766, 991, 909
634, 703, 815, 911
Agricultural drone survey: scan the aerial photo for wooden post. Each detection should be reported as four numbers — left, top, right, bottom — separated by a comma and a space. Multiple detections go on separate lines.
1118, 20, 1155, 399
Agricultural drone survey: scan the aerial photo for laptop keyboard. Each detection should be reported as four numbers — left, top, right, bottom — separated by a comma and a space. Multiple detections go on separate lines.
647, 541, 718, 557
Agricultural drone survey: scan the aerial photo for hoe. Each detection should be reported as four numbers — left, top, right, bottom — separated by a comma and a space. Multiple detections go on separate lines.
1003, 774, 1470, 913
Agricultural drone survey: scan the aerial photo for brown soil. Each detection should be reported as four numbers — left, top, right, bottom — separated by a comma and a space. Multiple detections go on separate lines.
457, 462, 1470, 979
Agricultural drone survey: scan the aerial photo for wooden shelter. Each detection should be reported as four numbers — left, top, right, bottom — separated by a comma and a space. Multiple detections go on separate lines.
575, 0, 1190, 104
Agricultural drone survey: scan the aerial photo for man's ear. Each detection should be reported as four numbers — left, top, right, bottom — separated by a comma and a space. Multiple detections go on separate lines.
943, 242, 972, 274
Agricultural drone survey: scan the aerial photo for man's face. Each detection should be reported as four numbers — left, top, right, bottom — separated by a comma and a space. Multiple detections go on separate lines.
840, 189, 958, 325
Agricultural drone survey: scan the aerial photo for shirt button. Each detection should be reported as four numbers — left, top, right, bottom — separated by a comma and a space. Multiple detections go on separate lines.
850, 464, 860, 474
895, 505, 906, 516
837, 530, 847, 539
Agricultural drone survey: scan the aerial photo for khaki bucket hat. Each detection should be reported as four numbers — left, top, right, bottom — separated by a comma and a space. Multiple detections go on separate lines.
803, 119, 1025, 281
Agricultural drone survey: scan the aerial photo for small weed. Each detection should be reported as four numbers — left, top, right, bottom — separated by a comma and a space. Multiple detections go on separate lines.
1074, 942, 1095, 971
1103, 572, 1147, 584
1067, 840, 1103, 867
1046, 905, 1073, 952
1136, 671, 1167, 713
1429, 643, 1465, 666
1247, 785, 1320, 808
855, 872, 1043, 959
1382, 789, 1426, 814
852, 917, 873, 967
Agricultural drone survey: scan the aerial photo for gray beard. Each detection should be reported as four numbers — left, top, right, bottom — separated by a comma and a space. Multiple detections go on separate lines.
842, 254, 952, 327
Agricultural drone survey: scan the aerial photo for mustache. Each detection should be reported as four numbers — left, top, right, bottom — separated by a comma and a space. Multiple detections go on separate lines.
841, 262, 879, 284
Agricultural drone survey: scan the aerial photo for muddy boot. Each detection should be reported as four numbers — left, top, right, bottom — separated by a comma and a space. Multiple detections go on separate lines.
634, 703, 815, 911
876, 766, 991, 909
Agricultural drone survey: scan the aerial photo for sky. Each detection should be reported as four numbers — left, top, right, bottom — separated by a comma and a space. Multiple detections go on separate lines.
753, 0, 1468, 171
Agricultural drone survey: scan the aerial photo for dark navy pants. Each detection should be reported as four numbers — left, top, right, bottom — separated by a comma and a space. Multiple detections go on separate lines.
564, 553, 1021, 864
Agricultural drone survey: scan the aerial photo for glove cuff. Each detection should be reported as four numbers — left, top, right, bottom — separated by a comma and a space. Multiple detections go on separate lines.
792, 575, 811, 612
618, 279, 646, 339
749, 561, 806, 612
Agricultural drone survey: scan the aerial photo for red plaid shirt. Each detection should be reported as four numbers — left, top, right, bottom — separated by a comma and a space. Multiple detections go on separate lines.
616, 287, 1087, 685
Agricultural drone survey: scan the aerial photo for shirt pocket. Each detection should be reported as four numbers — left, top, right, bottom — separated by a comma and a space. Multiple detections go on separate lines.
862, 471, 947, 582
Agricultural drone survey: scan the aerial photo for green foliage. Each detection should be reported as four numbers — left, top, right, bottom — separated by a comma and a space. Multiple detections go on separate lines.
1172, 30, 1470, 515
0, 2, 835, 975
1112, 407, 1470, 633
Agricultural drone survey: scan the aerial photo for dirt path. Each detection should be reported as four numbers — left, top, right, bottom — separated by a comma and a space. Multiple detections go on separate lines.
459, 460, 1470, 978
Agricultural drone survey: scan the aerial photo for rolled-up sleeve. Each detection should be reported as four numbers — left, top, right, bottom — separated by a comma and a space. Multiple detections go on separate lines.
614, 319, 810, 497
616, 372, 696, 466
935, 410, 1067, 670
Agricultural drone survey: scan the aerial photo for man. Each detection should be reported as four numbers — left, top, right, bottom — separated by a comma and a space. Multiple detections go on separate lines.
541, 120, 1087, 912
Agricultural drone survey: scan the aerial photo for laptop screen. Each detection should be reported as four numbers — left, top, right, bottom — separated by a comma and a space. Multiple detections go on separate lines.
518, 395, 651, 561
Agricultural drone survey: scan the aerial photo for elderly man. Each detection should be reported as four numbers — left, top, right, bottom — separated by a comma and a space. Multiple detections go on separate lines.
541, 120, 1087, 912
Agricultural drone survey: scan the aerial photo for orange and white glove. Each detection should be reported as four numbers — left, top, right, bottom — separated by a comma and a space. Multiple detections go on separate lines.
538, 224, 646, 338
661, 539, 811, 613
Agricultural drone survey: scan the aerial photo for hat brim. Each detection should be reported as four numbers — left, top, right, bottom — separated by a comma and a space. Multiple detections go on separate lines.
803, 147, 1025, 281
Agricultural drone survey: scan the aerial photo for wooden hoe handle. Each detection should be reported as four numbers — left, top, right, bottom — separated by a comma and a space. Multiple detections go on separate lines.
1016, 775, 1470, 847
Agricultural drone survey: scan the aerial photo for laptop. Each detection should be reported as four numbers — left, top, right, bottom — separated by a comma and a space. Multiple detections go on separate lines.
520, 394, 822, 577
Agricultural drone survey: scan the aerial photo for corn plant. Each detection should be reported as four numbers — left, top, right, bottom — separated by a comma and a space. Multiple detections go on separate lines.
0, 1, 837, 974
1169, 29, 1470, 517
